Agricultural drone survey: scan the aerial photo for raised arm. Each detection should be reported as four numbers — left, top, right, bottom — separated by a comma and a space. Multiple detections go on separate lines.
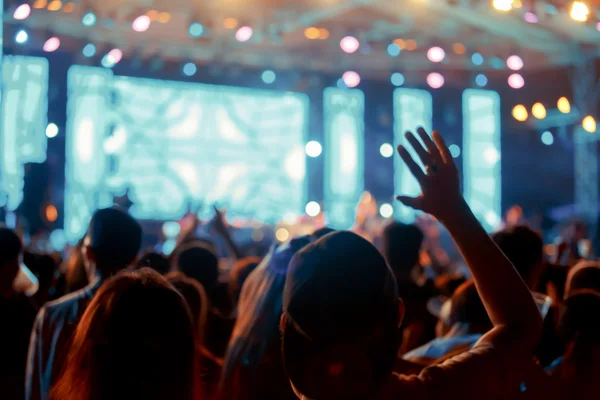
396, 128, 542, 352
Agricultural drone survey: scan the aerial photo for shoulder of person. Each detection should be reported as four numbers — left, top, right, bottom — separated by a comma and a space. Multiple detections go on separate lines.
40, 280, 100, 324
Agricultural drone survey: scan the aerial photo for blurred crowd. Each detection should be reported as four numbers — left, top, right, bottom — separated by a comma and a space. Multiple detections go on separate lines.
0, 129, 599, 400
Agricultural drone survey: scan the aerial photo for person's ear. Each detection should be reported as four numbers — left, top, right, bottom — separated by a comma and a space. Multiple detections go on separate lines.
397, 297, 405, 328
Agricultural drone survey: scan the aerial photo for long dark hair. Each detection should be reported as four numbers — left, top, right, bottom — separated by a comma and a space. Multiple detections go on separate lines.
220, 237, 311, 400
50, 269, 201, 400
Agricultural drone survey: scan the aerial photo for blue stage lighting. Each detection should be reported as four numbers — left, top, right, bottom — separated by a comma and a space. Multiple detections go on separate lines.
82, 11, 96, 27
183, 62, 197, 76
15, 30, 28, 44
387, 43, 401, 57
82, 43, 96, 57
189, 22, 204, 37
471, 52, 484, 66
541, 131, 554, 146
261, 70, 276, 84
390, 72, 405, 87
475, 74, 488, 87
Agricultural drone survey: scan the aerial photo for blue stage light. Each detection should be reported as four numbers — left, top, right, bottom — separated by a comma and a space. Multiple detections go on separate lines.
183, 62, 197, 76
261, 70, 276, 84
189, 22, 204, 37
82, 43, 96, 57
82, 11, 96, 27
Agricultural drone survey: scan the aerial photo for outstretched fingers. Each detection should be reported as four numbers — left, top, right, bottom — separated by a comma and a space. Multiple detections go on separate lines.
416, 127, 442, 162
397, 145, 425, 183
405, 131, 433, 166
432, 130, 453, 164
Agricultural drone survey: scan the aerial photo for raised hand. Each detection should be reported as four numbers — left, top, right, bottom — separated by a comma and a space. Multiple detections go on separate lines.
396, 127, 463, 223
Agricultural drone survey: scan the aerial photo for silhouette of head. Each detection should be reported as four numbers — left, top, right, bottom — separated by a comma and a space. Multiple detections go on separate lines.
51, 268, 199, 400
83, 208, 142, 277
282, 231, 401, 399
0, 228, 22, 295
381, 222, 424, 281
492, 225, 543, 289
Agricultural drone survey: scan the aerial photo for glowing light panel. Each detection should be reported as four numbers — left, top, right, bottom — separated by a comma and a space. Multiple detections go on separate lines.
324, 88, 364, 229
0, 56, 49, 210
393, 89, 433, 221
462, 89, 501, 231
65, 66, 308, 242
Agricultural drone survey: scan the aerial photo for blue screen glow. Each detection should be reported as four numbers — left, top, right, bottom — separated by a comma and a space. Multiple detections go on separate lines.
0, 56, 49, 210
65, 66, 308, 243
462, 89, 502, 231
323, 88, 364, 229
393, 89, 433, 221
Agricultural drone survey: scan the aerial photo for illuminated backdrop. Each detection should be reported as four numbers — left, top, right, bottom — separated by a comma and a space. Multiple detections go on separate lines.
0, 56, 49, 210
65, 66, 308, 243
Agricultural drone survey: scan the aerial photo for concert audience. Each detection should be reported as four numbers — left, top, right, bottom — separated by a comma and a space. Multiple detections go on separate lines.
25, 208, 142, 400
220, 237, 311, 400
49, 269, 200, 400
0, 228, 37, 400
0, 127, 595, 400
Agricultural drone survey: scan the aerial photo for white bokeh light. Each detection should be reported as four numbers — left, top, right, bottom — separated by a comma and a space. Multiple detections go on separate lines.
483, 147, 500, 164
305, 201, 321, 217
379, 203, 394, 218
45, 123, 59, 138
379, 143, 394, 158
305, 141, 322, 157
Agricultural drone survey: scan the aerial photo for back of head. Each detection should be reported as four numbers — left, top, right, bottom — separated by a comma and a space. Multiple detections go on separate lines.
227, 257, 261, 306
51, 268, 198, 400
565, 261, 600, 298
222, 237, 311, 390
448, 280, 492, 333
175, 243, 219, 294
381, 222, 424, 280
0, 228, 22, 293
166, 271, 209, 344
492, 225, 543, 288
85, 208, 142, 274
282, 231, 399, 400
137, 251, 170, 275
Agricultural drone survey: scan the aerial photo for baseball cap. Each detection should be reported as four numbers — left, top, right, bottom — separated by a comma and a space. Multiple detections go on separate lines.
283, 230, 398, 344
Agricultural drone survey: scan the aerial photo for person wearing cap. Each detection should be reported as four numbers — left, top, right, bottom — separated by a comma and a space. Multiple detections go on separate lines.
280, 128, 543, 400
403, 280, 492, 365
0, 228, 38, 399
26, 208, 142, 400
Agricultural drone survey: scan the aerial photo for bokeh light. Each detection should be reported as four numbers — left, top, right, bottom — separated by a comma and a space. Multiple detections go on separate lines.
13, 4, 31, 20
508, 73, 525, 89
506, 55, 523, 71
452, 42, 466, 54
304, 26, 319, 39
15, 30, 28, 44
305, 141, 322, 157
582, 116, 596, 133
132, 15, 151, 32
532, 103, 546, 119
380, 143, 394, 158
82, 43, 96, 57
493, 0, 513, 11
82, 11, 96, 27
305, 201, 321, 217
235, 26, 253, 42
387, 43, 401, 57
224, 17, 238, 29
47, 0, 62, 11
183, 62, 197, 77
62, 2, 75, 12
390, 72, 405, 86
448, 144, 461, 158
189, 22, 204, 37
45, 205, 58, 222
318, 28, 330, 39
33, 0, 47, 9
471, 53, 484, 66
45, 123, 59, 138
557, 97, 571, 113
512, 104, 528, 121
405, 39, 417, 51
43, 37, 60, 52
427, 72, 444, 89
157, 12, 171, 23
427, 46, 445, 63
475, 74, 488, 87
340, 36, 360, 54
275, 228, 290, 242
524, 11, 539, 23
541, 131, 554, 146
570, 1, 590, 22
379, 203, 394, 218
342, 71, 360, 88
262, 70, 276, 84
108, 48, 123, 63
483, 147, 501, 164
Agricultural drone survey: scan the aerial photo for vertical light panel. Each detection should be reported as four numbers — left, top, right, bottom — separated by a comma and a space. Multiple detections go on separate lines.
393, 89, 433, 221
462, 89, 501, 231
324, 87, 364, 229
0, 56, 49, 210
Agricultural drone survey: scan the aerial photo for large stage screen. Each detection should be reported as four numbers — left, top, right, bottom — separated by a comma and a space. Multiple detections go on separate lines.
65, 66, 308, 243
